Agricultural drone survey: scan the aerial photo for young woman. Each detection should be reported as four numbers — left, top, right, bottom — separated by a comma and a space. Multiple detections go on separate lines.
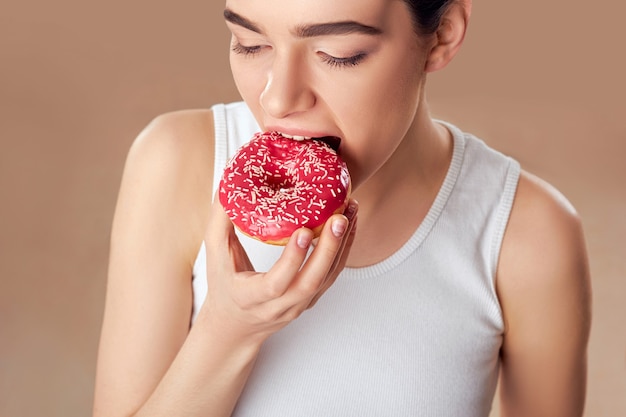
93, 0, 592, 416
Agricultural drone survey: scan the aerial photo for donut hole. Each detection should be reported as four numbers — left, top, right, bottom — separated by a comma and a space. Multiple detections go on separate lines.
261, 161, 301, 197
263, 176, 298, 199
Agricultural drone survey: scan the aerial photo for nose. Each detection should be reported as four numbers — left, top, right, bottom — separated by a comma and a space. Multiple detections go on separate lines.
260, 52, 316, 119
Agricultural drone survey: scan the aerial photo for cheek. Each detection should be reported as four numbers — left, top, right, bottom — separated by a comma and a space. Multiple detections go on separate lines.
328, 44, 423, 131
331, 58, 424, 183
373, 50, 423, 119
231, 59, 266, 113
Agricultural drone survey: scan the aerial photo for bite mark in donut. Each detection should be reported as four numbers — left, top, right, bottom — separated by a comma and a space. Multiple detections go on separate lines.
219, 131, 351, 245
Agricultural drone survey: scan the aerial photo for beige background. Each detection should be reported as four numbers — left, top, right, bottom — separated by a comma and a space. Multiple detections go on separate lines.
1, 1, 624, 416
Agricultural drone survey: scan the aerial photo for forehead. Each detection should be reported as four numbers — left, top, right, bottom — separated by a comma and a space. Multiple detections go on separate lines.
224, 0, 401, 30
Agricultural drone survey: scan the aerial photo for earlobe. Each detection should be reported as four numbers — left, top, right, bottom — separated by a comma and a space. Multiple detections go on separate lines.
424, 2, 471, 73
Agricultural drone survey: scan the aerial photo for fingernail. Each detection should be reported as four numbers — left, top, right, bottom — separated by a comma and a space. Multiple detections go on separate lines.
331, 218, 348, 238
344, 200, 359, 221
297, 230, 312, 249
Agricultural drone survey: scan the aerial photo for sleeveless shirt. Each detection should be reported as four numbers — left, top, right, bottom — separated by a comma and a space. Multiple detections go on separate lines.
191, 101, 521, 416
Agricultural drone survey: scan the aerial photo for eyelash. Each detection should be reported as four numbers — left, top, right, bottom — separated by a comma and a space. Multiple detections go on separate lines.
231, 43, 263, 57
231, 42, 366, 69
319, 52, 367, 68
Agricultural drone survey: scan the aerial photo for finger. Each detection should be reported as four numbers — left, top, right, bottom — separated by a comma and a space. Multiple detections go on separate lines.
205, 191, 236, 252
205, 192, 253, 273
310, 199, 358, 286
268, 214, 351, 318
328, 199, 359, 274
284, 212, 349, 301
244, 202, 357, 320
243, 202, 355, 315
256, 227, 314, 301
308, 213, 358, 308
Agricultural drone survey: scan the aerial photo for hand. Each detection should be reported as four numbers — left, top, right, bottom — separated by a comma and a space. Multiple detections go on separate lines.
202, 197, 358, 342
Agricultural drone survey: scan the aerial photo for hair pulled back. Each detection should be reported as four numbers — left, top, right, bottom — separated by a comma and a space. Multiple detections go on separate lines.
403, 0, 456, 35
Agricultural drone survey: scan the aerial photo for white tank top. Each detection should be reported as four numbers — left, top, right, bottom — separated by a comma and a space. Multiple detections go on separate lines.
192, 101, 520, 416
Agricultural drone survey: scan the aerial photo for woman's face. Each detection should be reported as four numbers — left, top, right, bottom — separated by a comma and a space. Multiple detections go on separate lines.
225, 0, 432, 188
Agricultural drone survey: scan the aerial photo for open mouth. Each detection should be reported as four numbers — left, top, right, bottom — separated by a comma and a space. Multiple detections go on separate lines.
278, 132, 341, 152
315, 136, 341, 152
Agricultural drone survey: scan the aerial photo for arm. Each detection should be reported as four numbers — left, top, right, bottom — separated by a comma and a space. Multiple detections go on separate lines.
496, 171, 592, 417
93, 110, 216, 416
93, 111, 358, 417
136, 197, 356, 417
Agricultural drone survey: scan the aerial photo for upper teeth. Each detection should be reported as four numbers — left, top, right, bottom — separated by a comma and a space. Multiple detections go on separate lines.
281, 133, 311, 141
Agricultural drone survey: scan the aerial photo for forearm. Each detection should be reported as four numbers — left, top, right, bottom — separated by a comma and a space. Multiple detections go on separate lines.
126, 201, 357, 417
133, 308, 264, 417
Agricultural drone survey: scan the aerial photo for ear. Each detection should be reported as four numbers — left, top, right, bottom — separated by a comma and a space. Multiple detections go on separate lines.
424, 0, 472, 73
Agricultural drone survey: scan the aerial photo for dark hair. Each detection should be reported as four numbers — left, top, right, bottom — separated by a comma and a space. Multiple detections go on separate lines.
403, 0, 456, 35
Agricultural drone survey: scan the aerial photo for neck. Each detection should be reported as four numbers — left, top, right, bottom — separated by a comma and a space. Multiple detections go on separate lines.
347, 104, 453, 267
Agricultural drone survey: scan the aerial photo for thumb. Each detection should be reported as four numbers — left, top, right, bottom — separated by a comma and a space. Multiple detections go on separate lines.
205, 190, 254, 272
205, 190, 234, 243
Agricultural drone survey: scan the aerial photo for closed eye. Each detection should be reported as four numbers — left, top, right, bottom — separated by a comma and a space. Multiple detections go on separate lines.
319, 52, 367, 68
231, 42, 264, 56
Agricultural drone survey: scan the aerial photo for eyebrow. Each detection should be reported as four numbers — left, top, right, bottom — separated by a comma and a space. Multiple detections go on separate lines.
223, 9, 382, 37
224, 9, 262, 33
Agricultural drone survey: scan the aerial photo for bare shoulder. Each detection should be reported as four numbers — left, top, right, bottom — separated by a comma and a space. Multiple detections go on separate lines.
117, 108, 216, 265
496, 169, 592, 416
128, 109, 215, 188
126, 109, 215, 191
498, 169, 590, 300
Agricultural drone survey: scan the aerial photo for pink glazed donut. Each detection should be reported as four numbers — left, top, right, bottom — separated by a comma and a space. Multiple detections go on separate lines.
219, 131, 351, 245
